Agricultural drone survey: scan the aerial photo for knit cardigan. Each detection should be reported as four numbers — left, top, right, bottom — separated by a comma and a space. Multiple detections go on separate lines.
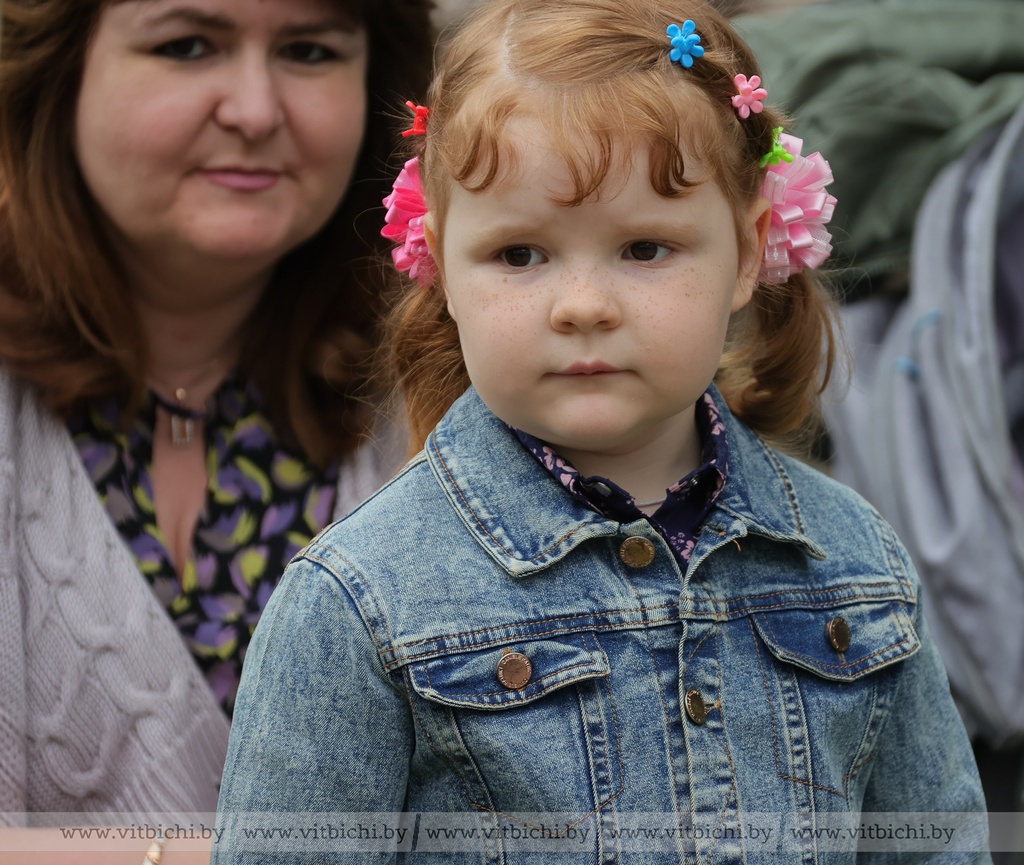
0, 368, 401, 825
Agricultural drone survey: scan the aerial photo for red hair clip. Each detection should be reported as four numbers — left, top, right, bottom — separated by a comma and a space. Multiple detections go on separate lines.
402, 101, 430, 138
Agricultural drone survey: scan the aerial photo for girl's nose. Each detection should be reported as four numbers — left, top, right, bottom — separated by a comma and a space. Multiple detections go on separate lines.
550, 271, 622, 334
214, 53, 284, 141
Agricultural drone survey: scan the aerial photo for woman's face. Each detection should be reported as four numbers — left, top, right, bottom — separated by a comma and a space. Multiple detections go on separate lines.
74, 0, 368, 286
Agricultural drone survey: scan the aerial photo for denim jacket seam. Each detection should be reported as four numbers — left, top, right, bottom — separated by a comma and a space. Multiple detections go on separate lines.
680, 624, 746, 854
419, 658, 604, 701
384, 603, 678, 653
889, 597, 912, 647
843, 751, 879, 788
714, 677, 744, 839
470, 788, 625, 832
759, 444, 808, 535
619, 574, 687, 819
401, 666, 479, 806
430, 432, 588, 564
883, 519, 917, 598
685, 624, 744, 833
301, 548, 398, 657
597, 657, 628, 811
722, 583, 913, 605
749, 617, 848, 798
382, 613, 684, 672
385, 583, 909, 656
705, 787, 740, 861
681, 621, 718, 676
381, 592, 915, 672
841, 677, 885, 794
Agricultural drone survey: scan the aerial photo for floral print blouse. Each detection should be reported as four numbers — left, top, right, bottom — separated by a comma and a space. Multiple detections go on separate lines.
68, 377, 339, 715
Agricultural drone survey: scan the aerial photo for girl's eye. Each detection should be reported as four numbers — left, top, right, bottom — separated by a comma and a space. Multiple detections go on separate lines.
626, 241, 670, 263
500, 246, 544, 268
155, 36, 210, 61
280, 41, 339, 64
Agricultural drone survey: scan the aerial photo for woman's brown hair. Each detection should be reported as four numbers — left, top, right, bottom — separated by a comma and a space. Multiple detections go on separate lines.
0, 0, 435, 466
385, 0, 837, 455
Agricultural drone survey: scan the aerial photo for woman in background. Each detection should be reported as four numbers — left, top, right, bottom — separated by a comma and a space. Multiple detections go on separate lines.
0, 0, 433, 844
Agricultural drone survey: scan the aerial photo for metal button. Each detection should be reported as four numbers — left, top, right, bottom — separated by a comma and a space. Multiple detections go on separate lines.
827, 616, 851, 653
497, 651, 532, 690
685, 689, 708, 725
590, 482, 613, 497
619, 536, 656, 568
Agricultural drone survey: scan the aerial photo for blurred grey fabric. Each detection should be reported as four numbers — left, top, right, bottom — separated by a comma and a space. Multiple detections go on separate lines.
824, 98, 1024, 746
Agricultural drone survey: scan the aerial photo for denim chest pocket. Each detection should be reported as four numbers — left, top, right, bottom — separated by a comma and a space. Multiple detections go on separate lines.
404, 633, 623, 818
747, 598, 920, 801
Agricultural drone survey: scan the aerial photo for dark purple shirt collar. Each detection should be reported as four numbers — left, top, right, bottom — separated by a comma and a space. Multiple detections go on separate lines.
512, 389, 729, 566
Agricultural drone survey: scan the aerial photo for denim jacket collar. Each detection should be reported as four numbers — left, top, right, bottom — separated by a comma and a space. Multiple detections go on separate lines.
425, 386, 826, 578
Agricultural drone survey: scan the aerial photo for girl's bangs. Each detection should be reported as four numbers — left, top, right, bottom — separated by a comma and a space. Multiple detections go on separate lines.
434, 74, 733, 207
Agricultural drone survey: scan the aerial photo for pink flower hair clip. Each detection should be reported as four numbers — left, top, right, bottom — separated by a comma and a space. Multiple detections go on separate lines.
759, 130, 837, 284
381, 156, 437, 287
732, 74, 767, 120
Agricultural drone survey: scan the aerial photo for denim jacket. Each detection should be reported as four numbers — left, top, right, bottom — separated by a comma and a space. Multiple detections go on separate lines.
214, 387, 990, 864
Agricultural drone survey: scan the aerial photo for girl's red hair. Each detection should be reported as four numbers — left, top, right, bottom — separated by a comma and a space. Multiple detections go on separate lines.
385, 0, 838, 455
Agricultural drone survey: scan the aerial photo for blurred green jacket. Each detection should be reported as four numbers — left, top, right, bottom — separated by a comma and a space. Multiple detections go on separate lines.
736, 0, 1024, 297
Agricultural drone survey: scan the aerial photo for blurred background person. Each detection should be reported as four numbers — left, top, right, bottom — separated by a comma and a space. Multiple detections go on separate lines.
0, 0, 433, 854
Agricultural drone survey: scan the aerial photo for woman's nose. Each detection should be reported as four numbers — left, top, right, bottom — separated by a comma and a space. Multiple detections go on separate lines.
214, 53, 284, 140
550, 270, 622, 333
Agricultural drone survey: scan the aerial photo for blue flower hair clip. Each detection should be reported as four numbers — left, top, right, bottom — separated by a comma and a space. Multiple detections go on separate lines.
667, 20, 704, 69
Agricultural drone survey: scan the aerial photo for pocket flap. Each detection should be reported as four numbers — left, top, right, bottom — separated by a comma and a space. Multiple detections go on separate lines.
407, 634, 609, 709
750, 600, 920, 681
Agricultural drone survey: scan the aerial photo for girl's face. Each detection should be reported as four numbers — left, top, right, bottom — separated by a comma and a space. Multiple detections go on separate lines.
440, 124, 766, 482
74, 0, 368, 288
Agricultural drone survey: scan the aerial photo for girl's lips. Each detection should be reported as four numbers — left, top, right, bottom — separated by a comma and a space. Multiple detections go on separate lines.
202, 169, 281, 192
558, 361, 620, 375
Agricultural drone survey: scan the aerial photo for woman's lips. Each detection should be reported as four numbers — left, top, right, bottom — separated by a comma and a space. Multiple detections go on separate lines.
202, 169, 281, 192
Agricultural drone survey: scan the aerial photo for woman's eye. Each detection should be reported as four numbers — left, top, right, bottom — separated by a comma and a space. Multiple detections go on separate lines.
155, 36, 209, 61
500, 246, 543, 268
626, 241, 670, 262
280, 41, 339, 64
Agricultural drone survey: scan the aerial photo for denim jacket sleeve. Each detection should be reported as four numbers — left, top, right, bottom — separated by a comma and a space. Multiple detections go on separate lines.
213, 554, 412, 865
855, 544, 991, 861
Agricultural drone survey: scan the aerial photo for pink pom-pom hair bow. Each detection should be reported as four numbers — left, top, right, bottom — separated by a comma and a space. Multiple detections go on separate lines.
381, 156, 436, 287
758, 132, 836, 284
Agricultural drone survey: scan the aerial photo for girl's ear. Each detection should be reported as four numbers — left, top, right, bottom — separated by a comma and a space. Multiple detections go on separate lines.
424, 213, 438, 258
732, 197, 771, 313
424, 214, 456, 319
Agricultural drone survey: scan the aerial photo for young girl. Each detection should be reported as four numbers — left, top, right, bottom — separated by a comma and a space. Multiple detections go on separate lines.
213, 0, 990, 862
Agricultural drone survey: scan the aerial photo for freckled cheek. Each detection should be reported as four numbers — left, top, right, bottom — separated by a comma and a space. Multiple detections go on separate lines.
459, 297, 543, 360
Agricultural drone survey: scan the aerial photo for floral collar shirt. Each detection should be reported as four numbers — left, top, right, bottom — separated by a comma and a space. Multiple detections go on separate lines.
512, 389, 728, 568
